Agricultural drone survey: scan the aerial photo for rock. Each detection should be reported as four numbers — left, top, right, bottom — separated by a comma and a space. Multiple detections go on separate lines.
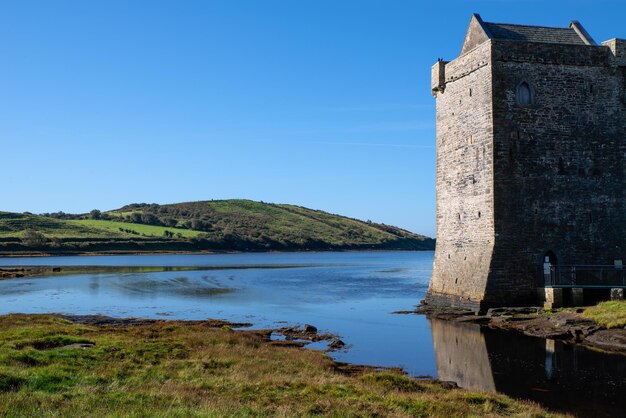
303, 324, 318, 334
329, 339, 345, 350
60, 343, 95, 349
52, 267, 61, 272
436, 380, 459, 390
270, 340, 308, 348
585, 329, 626, 353
487, 307, 541, 317
549, 314, 595, 329
507, 315, 537, 322
456, 315, 491, 324
522, 326, 572, 340
410, 305, 475, 320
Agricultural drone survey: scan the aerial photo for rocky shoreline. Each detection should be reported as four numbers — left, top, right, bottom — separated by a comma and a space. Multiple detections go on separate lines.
396, 305, 626, 355
41, 313, 417, 380
46, 313, 350, 352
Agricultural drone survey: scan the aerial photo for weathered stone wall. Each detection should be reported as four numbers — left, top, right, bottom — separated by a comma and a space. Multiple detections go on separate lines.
427, 41, 496, 311
427, 33, 626, 310
602, 38, 626, 67
488, 40, 626, 304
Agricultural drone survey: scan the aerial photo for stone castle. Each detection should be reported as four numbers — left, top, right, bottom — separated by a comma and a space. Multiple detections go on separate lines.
426, 14, 625, 311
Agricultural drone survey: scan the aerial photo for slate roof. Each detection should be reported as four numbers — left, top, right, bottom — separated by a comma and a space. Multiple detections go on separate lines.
483, 22, 587, 45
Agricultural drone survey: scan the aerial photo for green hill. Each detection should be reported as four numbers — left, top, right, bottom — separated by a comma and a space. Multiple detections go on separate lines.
0, 200, 434, 254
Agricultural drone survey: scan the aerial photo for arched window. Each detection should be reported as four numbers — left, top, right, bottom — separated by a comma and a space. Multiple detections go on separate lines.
516, 82, 533, 105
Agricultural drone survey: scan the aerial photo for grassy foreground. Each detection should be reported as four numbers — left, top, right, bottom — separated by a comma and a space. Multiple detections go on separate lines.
583, 300, 626, 328
0, 315, 558, 417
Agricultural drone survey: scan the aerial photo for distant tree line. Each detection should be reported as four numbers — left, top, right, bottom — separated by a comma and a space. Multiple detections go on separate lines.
41, 211, 83, 220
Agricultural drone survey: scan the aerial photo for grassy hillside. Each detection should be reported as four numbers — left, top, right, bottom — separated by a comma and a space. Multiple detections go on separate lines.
0, 200, 434, 254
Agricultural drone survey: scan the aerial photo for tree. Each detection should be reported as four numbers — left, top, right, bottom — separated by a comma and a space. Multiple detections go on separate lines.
161, 217, 178, 228
22, 229, 47, 247
89, 209, 102, 220
49, 237, 63, 248
141, 213, 160, 225
191, 218, 208, 231
126, 213, 142, 223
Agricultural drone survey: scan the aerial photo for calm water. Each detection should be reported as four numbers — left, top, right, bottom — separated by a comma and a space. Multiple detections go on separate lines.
1, 251, 625, 416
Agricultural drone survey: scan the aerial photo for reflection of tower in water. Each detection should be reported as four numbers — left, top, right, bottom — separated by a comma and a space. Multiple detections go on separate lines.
544, 339, 555, 381
428, 317, 626, 417
429, 318, 495, 391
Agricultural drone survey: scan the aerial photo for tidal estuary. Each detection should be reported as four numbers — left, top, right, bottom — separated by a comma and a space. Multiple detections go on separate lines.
1, 252, 625, 416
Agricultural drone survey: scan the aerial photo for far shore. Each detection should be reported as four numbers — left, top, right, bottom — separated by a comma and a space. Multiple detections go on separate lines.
0, 248, 434, 259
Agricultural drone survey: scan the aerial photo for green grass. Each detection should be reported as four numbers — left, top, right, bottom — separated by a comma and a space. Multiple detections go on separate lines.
0, 212, 123, 239
69, 219, 203, 238
583, 301, 626, 328
0, 214, 201, 240
0, 315, 558, 417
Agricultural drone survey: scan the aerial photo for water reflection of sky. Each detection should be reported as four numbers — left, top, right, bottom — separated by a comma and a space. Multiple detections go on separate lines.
0, 252, 437, 376
2, 251, 626, 416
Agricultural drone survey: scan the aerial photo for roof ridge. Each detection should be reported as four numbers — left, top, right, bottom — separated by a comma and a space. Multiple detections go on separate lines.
485, 21, 574, 31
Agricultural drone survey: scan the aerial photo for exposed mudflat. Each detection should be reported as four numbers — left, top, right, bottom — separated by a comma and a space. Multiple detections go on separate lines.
51, 313, 253, 328
0, 267, 51, 279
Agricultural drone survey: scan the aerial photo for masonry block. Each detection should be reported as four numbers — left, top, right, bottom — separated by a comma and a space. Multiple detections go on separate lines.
541, 288, 563, 309
610, 288, 624, 301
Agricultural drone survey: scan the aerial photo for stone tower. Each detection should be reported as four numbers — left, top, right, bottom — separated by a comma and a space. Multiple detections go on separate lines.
426, 14, 626, 311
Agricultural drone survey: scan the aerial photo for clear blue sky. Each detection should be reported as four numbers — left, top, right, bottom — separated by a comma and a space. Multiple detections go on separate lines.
2, 1, 624, 236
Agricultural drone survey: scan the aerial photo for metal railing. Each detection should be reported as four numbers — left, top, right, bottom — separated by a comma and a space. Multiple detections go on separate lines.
545, 265, 626, 288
